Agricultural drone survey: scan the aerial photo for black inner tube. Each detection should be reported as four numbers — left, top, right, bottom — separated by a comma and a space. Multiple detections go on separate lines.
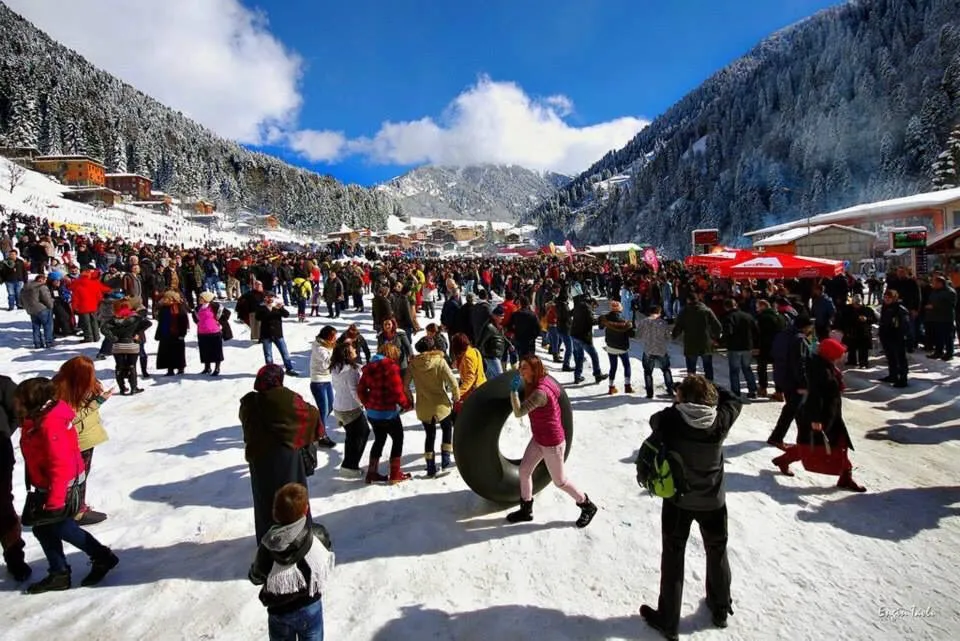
453, 372, 574, 504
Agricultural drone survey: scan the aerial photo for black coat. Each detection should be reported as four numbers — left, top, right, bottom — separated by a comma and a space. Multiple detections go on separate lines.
570, 300, 595, 343
0, 375, 17, 440
256, 305, 289, 340
796, 355, 854, 451
649, 387, 743, 511
440, 297, 461, 332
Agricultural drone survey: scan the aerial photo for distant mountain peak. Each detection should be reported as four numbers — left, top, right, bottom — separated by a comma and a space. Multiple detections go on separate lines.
377, 164, 570, 223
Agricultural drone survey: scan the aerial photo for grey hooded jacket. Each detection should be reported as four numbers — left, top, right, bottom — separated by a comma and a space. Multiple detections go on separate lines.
648, 387, 742, 511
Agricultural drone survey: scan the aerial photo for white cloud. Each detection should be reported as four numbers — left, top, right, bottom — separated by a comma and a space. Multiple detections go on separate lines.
4, 0, 303, 145
338, 76, 648, 175
6, 2, 645, 175
288, 130, 347, 163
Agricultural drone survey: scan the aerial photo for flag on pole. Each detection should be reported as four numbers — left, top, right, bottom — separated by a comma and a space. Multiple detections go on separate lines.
628, 248, 637, 265
549, 241, 556, 255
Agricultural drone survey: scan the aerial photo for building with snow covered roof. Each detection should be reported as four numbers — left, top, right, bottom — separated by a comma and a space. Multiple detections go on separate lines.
745, 187, 960, 242
752, 224, 877, 267
105, 173, 152, 200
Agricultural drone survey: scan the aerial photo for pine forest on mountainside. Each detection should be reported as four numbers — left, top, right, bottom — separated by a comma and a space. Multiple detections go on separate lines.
527, 0, 960, 256
0, 3, 395, 233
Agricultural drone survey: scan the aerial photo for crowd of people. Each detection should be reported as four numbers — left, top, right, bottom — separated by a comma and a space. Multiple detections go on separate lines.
1, 208, 959, 640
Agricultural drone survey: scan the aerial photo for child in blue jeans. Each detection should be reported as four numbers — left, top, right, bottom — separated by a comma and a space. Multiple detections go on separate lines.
249, 483, 334, 641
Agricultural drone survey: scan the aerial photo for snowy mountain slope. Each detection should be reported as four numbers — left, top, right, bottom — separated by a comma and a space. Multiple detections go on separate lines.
528, 0, 960, 255
1, 291, 959, 639
377, 165, 571, 223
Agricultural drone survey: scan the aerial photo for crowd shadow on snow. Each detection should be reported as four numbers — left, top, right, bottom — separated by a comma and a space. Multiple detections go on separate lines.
797, 485, 960, 541
367, 604, 655, 641
150, 425, 244, 458
865, 404, 960, 445
569, 393, 652, 412
88, 535, 253, 586
320, 489, 571, 566
130, 464, 252, 510
726, 469, 841, 507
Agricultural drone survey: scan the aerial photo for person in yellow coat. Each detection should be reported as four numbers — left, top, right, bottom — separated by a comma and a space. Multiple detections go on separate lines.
405, 336, 461, 476
291, 277, 313, 323
450, 332, 487, 419
52, 355, 111, 526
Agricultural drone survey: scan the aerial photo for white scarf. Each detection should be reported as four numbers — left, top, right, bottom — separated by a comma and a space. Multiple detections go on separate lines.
262, 517, 335, 597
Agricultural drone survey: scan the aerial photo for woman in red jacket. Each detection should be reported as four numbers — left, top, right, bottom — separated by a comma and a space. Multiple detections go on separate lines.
15, 377, 118, 594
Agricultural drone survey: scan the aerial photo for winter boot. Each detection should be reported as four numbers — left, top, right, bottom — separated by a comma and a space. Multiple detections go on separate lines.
506, 499, 534, 523
76, 508, 108, 526
424, 452, 437, 478
837, 470, 866, 492
624, 384, 634, 394
772, 454, 795, 477
711, 602, 734, 628
441, 444, 454, 470
608, 385, 618, 395
211, 364, 220, 377
81, 551, 119, 587
388, 457, 411, 484
3, 540, 32, 582
26, 570, 71, 594
127, 370, 142, 395
575, 494, 598, 528
639, 605, 679, 641
201, 365, 211, 374
365, 458, 388, 484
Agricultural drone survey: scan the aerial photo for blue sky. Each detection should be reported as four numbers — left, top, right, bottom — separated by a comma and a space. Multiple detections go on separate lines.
8, 0, 844, 185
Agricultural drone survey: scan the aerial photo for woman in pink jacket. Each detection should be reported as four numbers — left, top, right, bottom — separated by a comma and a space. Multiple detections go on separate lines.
15, 377, 118, 594
193, 291, 225, 375
506, 355, 598, 528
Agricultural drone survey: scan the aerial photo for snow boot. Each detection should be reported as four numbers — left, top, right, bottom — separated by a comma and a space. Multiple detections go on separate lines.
608, 385, 618, 395
624, 384, 634, 394
317, 435, 336, 449
837, 470, 866, 492
772, 454, 795, 477
388, 457, 411, 484
201, 365, 211, 375
711, 602, 734, 628
441, 444, 453, 470
81, 551, 119, 587
575, 495, 598, 528
3, 540, 32, 582
506, 499, 534, 523
365, 458, 387, 484
26, 570, 71, 594
211, 364, 220, 377
424, 452, 437, 478
639, 605, 678, 641
76, 508, 108, 526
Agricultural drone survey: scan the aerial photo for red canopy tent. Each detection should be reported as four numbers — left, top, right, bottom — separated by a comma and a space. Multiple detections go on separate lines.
685, 248, 756, 268
708, 253, 844, 279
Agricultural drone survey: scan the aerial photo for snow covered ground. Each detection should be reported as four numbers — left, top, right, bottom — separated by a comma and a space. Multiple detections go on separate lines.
1, 295, 959, 641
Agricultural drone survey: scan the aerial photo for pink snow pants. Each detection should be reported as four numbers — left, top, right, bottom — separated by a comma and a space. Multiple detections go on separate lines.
518, 439, 585, 503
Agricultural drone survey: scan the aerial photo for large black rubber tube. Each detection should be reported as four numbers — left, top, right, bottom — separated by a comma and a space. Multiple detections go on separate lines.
453, 372, 574, 504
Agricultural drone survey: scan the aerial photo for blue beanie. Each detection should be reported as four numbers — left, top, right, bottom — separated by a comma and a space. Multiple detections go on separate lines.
48, 271, 64, 281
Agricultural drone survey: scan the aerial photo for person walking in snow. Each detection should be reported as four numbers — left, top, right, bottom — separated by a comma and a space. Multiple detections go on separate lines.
240, 365, 322, 545
192, 291, 225, 376
330, 342, 371, 475
308, 326, 338, 449
248, 483, 334, 641
52, 356, 112, 526
101, 299, 153, 395
405, 336, 460, 477
770, 338, 866, 492
0, 374, 31, 583
639, 374, 742, 640
636, 305, 675, 399
155, 290, 190, 377
505, 355, 597, 528
256, 291, 299, 376
600, 300, 634, 395
357, 343, 413, 484
15, 377, 119, 594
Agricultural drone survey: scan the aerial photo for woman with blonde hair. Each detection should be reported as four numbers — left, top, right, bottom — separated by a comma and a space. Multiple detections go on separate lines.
52, 356, 113, 525
155, 290, 189, 376
505, 355, 597, 527
357, 343, 413, 484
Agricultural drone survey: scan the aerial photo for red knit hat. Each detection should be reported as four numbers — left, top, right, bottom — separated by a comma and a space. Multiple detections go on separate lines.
818, 338, 847, 362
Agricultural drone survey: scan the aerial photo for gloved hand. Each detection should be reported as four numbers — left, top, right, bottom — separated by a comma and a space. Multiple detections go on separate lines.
510, 372, 523, 392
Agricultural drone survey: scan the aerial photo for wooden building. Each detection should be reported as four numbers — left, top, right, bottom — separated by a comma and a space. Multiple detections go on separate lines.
105, 173, 153, 200
62, 187, 119, 207
33, 155, 106, 187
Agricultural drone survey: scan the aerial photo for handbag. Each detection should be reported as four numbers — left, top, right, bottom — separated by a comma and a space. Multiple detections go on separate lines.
797, 432, 847, 476
21, 477, 83, 528
300, 441, 318, 477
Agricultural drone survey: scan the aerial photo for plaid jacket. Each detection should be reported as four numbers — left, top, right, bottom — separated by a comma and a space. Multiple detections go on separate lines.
357, 356, 412, 413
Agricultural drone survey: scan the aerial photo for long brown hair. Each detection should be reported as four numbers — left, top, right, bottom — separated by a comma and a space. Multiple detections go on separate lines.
53, 355, 102, 410
519, 354, 547, 394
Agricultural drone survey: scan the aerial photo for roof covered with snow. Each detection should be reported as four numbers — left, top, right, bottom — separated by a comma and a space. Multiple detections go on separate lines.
583, 243, 645, 253
745, 187, 960, 237
754, 224, 878, 245
105, 173, 152, 180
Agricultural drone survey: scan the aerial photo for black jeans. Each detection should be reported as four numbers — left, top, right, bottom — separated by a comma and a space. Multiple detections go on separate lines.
423, 416, 453, 453
0, 438, 25, 566
756, 357, 774, 392
657, 501, 731, 634
881, 338, 908, 382
768, 390, 804, 444
341, 413, 371, 470
369, 417, 404, 460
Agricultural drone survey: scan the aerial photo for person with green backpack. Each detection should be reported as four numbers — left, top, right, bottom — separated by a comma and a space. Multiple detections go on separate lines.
635, 374, 742, 641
